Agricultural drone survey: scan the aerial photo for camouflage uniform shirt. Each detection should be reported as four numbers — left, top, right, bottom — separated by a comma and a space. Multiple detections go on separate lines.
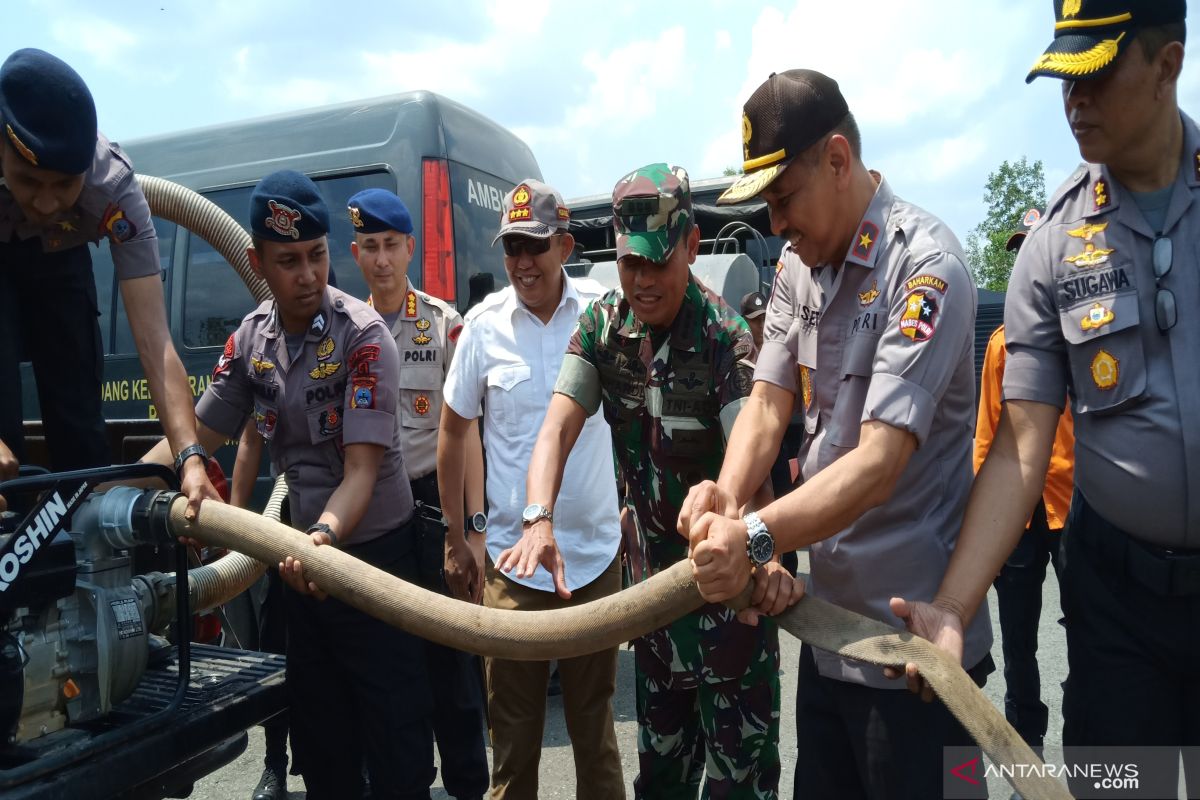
555, 275, 771, 685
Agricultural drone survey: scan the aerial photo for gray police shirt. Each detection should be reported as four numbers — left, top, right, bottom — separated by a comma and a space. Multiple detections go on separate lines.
196, 287, 413, 544
0, 133, 160, 281
1003, 112, 1200, 548
754, 173, 992, 688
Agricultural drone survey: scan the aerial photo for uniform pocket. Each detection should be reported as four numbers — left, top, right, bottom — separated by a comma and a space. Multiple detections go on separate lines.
486, 363, 532, 437
305, 404, 344, 445
398, 366, 442, 430
1059, 290, 1146, 414
829, 332, 879, 450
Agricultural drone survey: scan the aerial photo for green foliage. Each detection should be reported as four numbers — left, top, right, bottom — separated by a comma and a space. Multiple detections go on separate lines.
966, 157, 1046, 291
722, 165, 743, 176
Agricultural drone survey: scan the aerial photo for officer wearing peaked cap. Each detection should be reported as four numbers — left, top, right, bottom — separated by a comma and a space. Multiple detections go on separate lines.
146, 170, 436, 799
347, 187, 489, 800
0, 48, 221, 516
898, 1, 1200, 795
680, 70, 991, 799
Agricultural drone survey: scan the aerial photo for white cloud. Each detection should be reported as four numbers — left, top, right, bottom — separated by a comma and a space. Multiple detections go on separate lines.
715, 30, 732, 51
883, 125, 989, 185
50, 15, 137, 69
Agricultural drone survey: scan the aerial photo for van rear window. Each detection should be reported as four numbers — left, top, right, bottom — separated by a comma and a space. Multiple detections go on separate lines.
182, 172, 393, 348
447, 162, 514, 311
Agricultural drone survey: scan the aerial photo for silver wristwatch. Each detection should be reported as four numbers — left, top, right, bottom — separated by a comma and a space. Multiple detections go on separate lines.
521, 503, 553, 526
744, 511, 775, 567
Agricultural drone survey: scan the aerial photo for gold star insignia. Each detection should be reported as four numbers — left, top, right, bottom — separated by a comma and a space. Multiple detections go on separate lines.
1094, 180, 1108, 209
859, 231, 873, 250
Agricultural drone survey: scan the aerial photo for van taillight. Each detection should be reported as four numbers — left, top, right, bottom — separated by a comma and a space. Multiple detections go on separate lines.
422, 158, 455, 302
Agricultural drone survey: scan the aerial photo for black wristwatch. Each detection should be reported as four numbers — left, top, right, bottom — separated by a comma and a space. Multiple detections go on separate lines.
469, 511, 488, 536
173, 443, 209, 479
306, 522, 338, 547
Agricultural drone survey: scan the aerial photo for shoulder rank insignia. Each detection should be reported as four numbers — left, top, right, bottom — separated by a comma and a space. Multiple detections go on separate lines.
412, 318, 432, 346
1091, 349, 1119, 390
852, 221, 879, 261
1093, 179, 1111, 212
405, 291, 418, 318
316, 336, 335, 361
1080, 302, 1115, 332
799, 365, 813, 412
251, 356, 275, 376
858, 279, 880, 307
309, 361, 341, 380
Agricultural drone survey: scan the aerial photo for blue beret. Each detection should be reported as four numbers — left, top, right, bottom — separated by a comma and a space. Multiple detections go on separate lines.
0, 48, 97, 174
250, 170, 329, 243
347, 188, 413, 235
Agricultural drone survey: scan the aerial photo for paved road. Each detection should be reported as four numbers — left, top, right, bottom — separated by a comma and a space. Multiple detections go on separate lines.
192, 553, 1068, 799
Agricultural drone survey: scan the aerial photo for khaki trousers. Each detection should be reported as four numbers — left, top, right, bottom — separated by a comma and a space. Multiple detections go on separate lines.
484, 556, 625, 800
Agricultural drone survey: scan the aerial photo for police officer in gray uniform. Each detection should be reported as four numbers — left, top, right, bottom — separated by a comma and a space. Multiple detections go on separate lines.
148, 170, 434, 799
347, 188, 488, 800
680, 69, 991, 800
897, 1, 1198, 794
0, 48, 219, 515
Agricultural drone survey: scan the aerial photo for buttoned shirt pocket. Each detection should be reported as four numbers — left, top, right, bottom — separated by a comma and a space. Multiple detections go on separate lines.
829, 331, 880, 450
486, 363, 532, 437
305, 402, 345, 445
1059, 289, 1146, 415
398, 366, 442, 430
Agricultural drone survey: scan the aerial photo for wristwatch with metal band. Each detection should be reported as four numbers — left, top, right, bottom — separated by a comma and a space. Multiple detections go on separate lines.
744, 511, 775, 567
521, 503, 552, 526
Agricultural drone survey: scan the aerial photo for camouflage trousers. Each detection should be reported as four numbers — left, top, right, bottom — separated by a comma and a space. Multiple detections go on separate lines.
632, 630, 781, 799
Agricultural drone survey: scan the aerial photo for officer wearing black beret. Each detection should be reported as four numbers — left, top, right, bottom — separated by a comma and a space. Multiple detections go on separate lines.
900, 1, 1200, 794
0, 48, 219, 516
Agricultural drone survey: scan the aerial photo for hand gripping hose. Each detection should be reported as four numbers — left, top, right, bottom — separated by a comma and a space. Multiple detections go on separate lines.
175, 496, 1072, 800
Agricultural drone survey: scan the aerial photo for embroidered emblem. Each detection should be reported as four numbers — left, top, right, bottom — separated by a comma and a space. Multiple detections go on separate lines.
317, 336, 335, 361
405, 291, 418, 318
1030, 32, 1124, 79
5, 124, 36, 165
412, 318, 432, 346
1080, 302, 1115, 332
799, 365, 813, 412
100, 203, 136, 243
319, 407, 342, 436
308, 361, 341, 380
1064, 245, 1115, 268
349, 205, 363, 228
899, 290, 940, 342
213, 335, 235, 378
309, 312, 327, 337
509, 184, 532, 222
513, 184, 531, 207
742, 113, 753, 159
351, 382, 375, 410
904, 274, 948, 293
265, 200, 302, 240
858, 279, 880, 307
1091, 349, 1119, 390
1067, 221, 1107, 242
414, 395, 430, 416
254, 407, 277, 436
557, 205, 570, 221
1062, 0, 1081, 17
448, 324, 463, 344
1093, 179, 1110, 211
853, 221, 879, 261
349, 344, 380, 378
251, 356, 275, 376
1022, 208, 1042, 227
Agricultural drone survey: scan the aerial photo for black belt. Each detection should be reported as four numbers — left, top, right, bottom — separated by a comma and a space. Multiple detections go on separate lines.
1072, 495, 1200, 597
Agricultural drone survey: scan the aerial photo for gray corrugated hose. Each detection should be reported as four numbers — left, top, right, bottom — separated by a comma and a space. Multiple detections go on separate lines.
175, 497, 1073, 800
140, 174, 1072, 800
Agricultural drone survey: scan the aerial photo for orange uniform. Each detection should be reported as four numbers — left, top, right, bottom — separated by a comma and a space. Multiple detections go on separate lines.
974, 325, 1075, 530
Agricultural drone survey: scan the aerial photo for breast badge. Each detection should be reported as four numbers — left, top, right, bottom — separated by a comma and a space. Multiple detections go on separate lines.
316, 336, 335, 361
414, 395, 430, 416
251, 356, 275, 376
1080, 303, 1115, 332
412, 318, 432, 346
308, 361, 341, 380
1090, 349, 1119, 390
319, 407, 342, 436
1064, 221, 1114, 268
858, 280, 880, 307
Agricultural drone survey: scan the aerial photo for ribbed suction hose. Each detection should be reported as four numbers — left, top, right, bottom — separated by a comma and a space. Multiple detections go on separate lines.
174, 497, 1071, 800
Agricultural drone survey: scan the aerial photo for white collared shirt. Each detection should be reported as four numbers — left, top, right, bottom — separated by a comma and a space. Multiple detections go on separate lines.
444, 272, 620, 592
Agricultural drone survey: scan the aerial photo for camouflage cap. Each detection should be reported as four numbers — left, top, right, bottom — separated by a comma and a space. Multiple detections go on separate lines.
491, 178, 570, 245
612, 163, 692, 263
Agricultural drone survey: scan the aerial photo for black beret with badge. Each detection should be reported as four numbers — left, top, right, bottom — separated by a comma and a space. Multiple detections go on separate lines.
1027, 0, 1187, 83
0, 48, 97, 175
347, 187, 413, 235
718, 69, 850, 205
250, 169, 330, 242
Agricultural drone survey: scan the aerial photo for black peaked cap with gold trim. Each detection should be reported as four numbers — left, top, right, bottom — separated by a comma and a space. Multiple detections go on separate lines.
717, 69, 849, 205
1027, 0, 1187, 83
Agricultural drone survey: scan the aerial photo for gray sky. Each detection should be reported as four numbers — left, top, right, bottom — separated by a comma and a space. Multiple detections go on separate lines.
8, 0, 1198, 241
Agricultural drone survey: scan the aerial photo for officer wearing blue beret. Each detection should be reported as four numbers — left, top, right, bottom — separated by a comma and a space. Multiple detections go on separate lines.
147, 169, 436, 799
0, 48, 219, 516
348, 187, 488, 800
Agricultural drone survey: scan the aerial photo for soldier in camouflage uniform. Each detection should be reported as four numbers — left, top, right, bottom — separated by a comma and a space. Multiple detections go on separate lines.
512, 164, 801, 799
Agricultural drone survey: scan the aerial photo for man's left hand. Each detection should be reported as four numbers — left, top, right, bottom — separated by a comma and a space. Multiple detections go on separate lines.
179, 457, 222, 521
497, 520, 570, 599
279, 531, 332, 600
738, 560, 806, 625
689, 512, 753, 603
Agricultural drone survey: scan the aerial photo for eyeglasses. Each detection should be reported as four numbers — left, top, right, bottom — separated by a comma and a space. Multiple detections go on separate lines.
501, 235, 554, 258
1152, 235, 1176, 333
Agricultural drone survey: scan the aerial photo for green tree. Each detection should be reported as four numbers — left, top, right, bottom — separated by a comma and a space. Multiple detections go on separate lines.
722, 165, 743, 176
966, 157, 1046, 291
